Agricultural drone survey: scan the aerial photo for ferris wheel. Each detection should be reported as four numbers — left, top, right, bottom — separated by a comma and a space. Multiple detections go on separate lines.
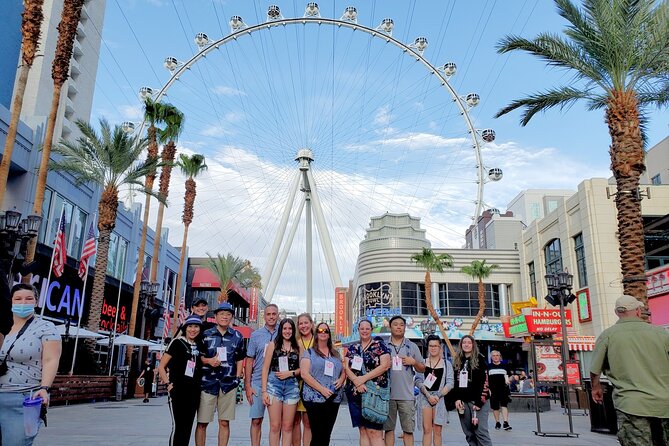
127, 4, 503, 313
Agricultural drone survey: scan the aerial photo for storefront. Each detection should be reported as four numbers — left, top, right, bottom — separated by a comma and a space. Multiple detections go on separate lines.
646, 264, 669, 330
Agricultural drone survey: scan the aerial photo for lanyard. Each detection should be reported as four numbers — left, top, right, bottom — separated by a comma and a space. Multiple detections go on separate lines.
390, 339, 405, 356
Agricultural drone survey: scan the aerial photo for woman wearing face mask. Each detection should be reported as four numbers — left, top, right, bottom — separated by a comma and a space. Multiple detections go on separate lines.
0, 284, 62, 445
451, 335, 492, 446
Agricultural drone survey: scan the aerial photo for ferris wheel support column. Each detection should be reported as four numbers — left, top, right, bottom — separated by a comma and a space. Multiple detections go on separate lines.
304, 168, 343, 289
265, 197, 306, 303
305, 191, 313, 314
263, 169, 301, 292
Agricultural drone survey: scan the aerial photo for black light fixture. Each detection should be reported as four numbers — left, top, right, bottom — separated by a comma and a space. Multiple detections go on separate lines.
4, 208, 21, 231
26, 214, 42, 236
140, 280, 151, 294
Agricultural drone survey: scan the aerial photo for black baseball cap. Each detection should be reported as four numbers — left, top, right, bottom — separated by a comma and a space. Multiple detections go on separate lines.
191, 298, 208, 307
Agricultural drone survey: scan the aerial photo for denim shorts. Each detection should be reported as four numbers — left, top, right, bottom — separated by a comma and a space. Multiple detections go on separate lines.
267, 373, 300, 405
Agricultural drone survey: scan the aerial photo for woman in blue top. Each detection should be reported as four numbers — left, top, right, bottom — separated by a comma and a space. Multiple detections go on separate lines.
301, 322, 346, 445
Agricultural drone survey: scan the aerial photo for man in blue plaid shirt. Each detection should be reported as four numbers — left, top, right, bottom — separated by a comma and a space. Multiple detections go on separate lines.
195, 302, 246, 446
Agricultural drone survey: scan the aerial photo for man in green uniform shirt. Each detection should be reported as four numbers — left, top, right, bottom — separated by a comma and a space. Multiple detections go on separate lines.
590, 295, 669, 446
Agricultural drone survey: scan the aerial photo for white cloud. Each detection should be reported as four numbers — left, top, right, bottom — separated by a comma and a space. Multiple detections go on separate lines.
213, 85, 247, 96
119, 104, 143, 121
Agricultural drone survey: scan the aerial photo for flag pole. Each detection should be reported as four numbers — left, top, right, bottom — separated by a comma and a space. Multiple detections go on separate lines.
69, 214, 97, 375
40, 203, 65, 318
108, 252, 126, 376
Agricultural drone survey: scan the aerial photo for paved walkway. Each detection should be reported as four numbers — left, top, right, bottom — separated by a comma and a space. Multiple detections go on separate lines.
35, 398, 617, 446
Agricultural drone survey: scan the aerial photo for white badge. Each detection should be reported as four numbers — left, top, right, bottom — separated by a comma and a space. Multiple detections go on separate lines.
217, 346, 227, 362
424, 372, 437, 388
351, 356, 363, 371
459, 370, 469, 388
392, 356, 403, 371
324, 360, 335, 377
185, 360, 195, 377
278, 356, 289, 372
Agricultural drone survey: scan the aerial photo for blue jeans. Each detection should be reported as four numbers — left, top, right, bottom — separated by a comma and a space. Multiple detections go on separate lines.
0, 391, 40, 446
267, 374, 299, 404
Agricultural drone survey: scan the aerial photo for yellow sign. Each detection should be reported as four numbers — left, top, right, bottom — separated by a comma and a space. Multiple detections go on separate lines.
511, 297, 538, 315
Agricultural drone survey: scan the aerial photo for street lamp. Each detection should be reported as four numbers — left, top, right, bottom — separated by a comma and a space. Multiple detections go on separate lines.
0, 208, 42, 280
544, 270, 577, 435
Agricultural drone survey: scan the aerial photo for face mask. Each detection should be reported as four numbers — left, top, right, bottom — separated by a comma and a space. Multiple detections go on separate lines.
12, 304, 35, 318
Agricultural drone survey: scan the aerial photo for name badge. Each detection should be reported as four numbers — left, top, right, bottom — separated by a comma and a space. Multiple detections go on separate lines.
278, 356, 289, 372
217, 347, 227, 362
185, 360, 195, 377
392, 356, 403, 371
459, 370, 468, 388
351, 356, 363, 371
424, 372, 437, 388
324, 360, 335, 377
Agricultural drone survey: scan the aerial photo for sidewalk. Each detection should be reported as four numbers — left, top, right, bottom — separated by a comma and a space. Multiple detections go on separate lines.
35, 398, 617, 446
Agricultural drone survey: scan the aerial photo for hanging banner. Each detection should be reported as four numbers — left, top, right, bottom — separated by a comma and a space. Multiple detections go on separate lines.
249, 287, 259, 323
335, 287, 348, 337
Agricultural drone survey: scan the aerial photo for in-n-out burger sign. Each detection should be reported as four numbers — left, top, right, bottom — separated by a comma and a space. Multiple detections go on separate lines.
508, 308, 572, 336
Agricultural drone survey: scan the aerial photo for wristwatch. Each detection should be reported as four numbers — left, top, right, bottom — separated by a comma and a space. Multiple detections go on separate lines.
39, 386, 51, 393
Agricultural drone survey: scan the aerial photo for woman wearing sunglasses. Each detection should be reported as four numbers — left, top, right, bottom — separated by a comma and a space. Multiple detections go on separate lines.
343, 319, 391, 446
300, 322, 346, 445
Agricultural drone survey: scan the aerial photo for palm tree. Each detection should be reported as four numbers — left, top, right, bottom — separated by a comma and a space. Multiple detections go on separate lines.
149, 106, 185, 283
410, 248, 456, 357
461, 260, 499, 335
495, 0, 669, 304
48, 119, 158, 335
27, 0, 85, 261
128, 98, 170, 344
171, 153, 207, 332
207, 253, 261, 303
0, 0, 45, 208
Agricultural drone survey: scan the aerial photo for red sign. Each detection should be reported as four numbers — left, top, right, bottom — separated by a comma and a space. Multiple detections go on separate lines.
99, 297, 129, 334
335, 287, 348, 336
647, 265, 669, 298
526, 308, 572, 334
249, 287, 259, 323
566, 362, 581, 385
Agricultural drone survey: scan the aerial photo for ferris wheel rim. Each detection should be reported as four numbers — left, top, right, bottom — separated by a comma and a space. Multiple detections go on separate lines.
140, 15, 489, 220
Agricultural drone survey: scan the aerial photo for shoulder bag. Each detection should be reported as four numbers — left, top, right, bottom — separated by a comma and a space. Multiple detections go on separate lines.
361, 359, 390, 424
0, 317, 34, 376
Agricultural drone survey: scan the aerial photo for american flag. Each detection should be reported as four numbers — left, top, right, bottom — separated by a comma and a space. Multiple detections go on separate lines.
162, 305, 171, 339
177, 297, 187, 326
52, 208, 67, 277
78, 222, 96, 280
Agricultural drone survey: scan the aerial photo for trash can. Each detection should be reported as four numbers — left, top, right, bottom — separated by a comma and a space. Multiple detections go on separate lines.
114, 367, 129, 401
583, 378, 617, 435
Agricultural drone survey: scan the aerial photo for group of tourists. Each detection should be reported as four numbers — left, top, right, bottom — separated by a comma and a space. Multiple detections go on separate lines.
157, 298, 516, 446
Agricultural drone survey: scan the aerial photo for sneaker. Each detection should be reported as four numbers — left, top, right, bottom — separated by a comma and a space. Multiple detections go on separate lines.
495, 422, 501, 430
143, 398, 149, 403
503, 422, 512, 431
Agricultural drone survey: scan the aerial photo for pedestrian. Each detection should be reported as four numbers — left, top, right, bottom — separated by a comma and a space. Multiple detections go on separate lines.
301, 322, 346, 445
488, 351, 512, 431
158, 315, 205, 446
508, 375, 519, 393
293, 313, 314, 446
246, 304, 279, 446
344, 319, 391, 446
137, 357, 155, 402
383, 315, 425, 446
416, 335, 454, 446
0, 284, 62, 446
590, 295, 669, 446
262, 318, 301, 446
451, 335, 492, 446
195, 302, 246, 446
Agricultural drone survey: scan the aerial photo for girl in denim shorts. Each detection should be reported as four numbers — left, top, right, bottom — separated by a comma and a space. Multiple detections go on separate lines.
262, 318, 301, 446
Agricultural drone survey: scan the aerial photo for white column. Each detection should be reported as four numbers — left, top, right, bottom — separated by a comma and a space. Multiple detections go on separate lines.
499, 283, 508, 316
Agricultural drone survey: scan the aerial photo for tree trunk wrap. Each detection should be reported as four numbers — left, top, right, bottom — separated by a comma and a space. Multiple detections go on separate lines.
606, 90, 647, 303
150, 142, 177, 282
424, 271, 456, 357
171, 224, 189, 335
469, 279, 486, 335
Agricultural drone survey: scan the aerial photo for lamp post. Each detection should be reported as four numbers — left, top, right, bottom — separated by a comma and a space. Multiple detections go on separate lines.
544, 270, 577, 436
0, 208, 42, 281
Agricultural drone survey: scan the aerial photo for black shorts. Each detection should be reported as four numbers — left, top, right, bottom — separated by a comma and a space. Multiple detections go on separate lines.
489, 392, 511, 410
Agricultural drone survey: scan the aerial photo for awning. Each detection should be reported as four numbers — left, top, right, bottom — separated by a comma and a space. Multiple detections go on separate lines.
568, 335, 596, 351
233, 325, 254, 339
192, 268, 220, 288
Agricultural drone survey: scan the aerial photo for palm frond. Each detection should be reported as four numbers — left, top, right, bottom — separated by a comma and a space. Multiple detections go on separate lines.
494, 86, 592, 125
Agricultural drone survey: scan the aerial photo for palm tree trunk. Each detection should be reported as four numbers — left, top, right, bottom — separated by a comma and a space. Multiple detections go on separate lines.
22, 83, 63, 283
150, 142, 177, 282
150, 201, 166, 282
606, 90, 647, 304
469, 279, 486, 335
423, 271, 456, 357
171, 223, 189, 334
0, 65, 31, 209
128, 191, 152, 342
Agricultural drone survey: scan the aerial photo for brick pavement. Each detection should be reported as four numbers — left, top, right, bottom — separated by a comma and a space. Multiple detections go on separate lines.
34, 397, 617, 446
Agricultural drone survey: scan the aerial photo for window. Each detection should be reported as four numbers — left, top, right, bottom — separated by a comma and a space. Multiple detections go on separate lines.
140, 253, 152, 281
106, 233, 128, 280
544, 239, 563, 275
546, 200, 558, 213
38, 188, 53, 243
38, 189, 88, 256
530, 203, 541, 220
438, 283, 500, 317
574, 233, 588, 287
651, 174, 661, 185
400, 282, 427, 316
161, 268, 177, 305
70, 207, 87, 255
528, 262, 537, 298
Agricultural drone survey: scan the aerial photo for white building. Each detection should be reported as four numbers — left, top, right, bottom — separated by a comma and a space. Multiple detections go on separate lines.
507, 189, 576, 226
14, 0, 105, 141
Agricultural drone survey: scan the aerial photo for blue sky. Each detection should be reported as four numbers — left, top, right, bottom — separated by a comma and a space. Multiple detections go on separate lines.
91, 0, 669, 313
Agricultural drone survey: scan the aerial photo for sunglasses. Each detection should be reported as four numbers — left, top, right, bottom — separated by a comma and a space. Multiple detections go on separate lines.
317, 327, 330, 334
